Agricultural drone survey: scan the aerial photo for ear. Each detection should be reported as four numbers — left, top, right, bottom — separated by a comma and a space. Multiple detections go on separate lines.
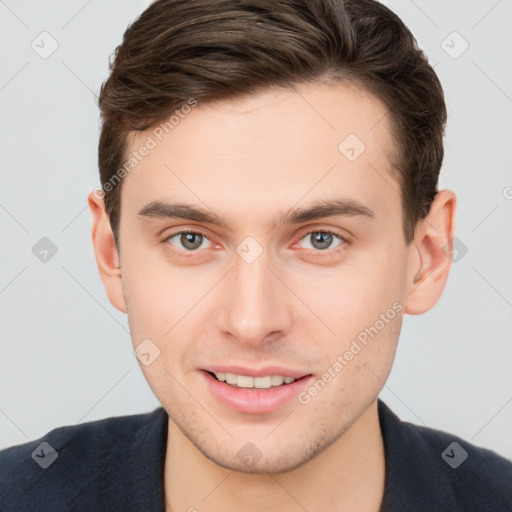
88, 190, 127, 313
403, 189, 457, 315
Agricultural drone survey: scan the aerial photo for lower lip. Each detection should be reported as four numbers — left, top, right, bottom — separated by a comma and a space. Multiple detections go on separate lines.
200, 370, 315, 414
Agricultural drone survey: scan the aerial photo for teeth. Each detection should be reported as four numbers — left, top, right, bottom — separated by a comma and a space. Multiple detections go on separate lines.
271, 375, 284, 386
225, 373, 237, 385
213, 372, 298, 389
237, 375, 254, 388
254, 376, 272, 388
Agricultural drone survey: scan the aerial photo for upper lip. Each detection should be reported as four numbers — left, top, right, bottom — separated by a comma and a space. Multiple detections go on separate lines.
202, 365, 311, 379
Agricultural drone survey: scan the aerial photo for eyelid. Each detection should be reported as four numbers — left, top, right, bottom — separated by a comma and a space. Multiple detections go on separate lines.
161, 225, 215, 242
297, 225, 350, 240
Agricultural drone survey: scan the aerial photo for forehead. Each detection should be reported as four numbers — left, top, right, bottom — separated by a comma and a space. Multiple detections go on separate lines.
122, 81, 399, 226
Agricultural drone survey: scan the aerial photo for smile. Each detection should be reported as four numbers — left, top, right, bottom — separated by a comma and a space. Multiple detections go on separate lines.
210, 371, 298, 389
201, 370, 314, 414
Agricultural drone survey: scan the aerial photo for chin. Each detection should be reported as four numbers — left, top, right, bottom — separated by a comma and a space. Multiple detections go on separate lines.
205, 448, 311, 475
195, 428, 338, 475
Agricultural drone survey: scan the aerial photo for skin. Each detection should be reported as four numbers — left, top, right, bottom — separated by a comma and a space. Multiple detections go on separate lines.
89, 81, 456, 512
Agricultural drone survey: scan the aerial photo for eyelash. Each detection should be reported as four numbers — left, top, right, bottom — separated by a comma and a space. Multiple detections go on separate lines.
162, 228, 350, 258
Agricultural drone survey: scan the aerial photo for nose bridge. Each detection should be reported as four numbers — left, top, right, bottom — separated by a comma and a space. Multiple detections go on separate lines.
218, 245, 291, 344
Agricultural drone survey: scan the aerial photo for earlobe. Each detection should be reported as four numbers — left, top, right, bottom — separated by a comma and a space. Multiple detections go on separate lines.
404, 189, 457, 315
88, 191, 127, 313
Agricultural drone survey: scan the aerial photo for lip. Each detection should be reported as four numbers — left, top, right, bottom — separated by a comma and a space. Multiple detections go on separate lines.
202, 365, 309, 379
199, 369, 315, 414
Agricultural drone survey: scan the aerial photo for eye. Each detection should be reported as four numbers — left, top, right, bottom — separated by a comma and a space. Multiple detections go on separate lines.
297, 229, 347, 252
165, 230, 213, 252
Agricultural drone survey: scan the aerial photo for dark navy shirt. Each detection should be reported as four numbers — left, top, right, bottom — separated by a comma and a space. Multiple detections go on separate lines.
1, 399, 511, 511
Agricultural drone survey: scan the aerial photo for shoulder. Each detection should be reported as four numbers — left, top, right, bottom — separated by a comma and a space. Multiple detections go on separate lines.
0, 407, 168, 512
378, 399, 512, 511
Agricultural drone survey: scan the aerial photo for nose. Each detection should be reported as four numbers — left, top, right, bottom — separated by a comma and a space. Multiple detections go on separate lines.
216, 247, 293, 347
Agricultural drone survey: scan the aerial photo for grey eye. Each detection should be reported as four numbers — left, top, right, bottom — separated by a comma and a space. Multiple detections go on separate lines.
167, 232, 211, 251
300, 231, 343, 251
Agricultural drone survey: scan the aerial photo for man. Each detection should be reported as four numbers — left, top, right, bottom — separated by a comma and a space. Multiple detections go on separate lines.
1, 0, 511, 510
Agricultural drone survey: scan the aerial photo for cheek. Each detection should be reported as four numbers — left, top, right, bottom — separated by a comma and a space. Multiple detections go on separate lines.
301, 258, 404, 340
121, 262, 179, 345
123, 269, 196, 399
310, 310, 402, 410
294, 250, 405, 381
122, 259, 213, 375
120, 239, 183, 326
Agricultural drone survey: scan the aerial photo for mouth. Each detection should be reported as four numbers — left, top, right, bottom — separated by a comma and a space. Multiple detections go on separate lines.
200, 369, 315, 414
205, 370, 310, 389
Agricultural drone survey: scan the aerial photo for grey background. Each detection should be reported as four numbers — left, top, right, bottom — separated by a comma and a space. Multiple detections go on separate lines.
1, 0, 511, 461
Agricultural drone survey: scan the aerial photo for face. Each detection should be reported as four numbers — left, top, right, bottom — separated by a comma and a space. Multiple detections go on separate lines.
98, 81, 417, 473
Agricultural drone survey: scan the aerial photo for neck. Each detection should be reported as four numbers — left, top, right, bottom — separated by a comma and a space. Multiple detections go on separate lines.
164, 399, 385, 512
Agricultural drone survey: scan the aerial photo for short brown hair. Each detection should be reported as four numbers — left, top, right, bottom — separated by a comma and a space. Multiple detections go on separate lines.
98, 0, 447, 246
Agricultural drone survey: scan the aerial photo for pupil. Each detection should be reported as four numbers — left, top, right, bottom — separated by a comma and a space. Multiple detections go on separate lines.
312, 232, 332, 250
182, 233, 202, 250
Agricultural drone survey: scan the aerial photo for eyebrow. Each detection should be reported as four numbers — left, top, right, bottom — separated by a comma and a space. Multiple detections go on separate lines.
137, 198, 375, 229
